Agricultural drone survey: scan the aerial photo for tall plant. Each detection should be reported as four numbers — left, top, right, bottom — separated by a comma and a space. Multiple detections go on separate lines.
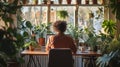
0, 0, 24, 66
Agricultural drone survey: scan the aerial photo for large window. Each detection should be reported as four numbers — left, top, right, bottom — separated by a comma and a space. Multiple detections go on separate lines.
21, 0, 104, 34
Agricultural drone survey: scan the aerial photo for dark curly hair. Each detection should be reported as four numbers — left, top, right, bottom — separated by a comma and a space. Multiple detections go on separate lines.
53, 20, 67, 33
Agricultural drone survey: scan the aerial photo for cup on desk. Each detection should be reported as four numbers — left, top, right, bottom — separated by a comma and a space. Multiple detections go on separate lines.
79, 46, 85, 52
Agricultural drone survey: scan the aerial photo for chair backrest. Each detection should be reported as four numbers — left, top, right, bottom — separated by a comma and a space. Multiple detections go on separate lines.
48, 48, 74, 67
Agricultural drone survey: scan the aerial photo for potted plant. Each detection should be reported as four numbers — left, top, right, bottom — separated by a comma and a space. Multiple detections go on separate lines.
34, 0, 38, 5
96, 22, 120, 67
67, 23, 83, 46
76, 0, 81, 5
21, 0, 29, 5
57, 10, 68, 20
34, 23, 48, 46
24, 36, 37, 51
19, 20, 38, 51
96, 45, 120, 67
43, 0, 47, 4
97, 49, 120, 67
0, 0, 24, 67
58, 0, 63, 4
66, 0, 72, 4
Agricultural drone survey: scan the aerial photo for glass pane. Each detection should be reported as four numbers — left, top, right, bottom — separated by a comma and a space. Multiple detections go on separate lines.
50, 6, 75, 24
21, 6, 47, 25
78, 6, 104, 34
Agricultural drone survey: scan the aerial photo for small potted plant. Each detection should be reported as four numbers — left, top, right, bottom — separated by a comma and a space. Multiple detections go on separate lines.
34, 23, 48, 46
34, 0, 38, 5
76, 0, 81, 5
43, 0, 48, 4
67, 23, 83, 46
24, 36, 37, 51
57, 10, 68, 20
66, 0, 72, 4
58, 0, 63, 4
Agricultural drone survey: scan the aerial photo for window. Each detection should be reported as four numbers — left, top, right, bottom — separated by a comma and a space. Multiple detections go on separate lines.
21, 0, 104, 34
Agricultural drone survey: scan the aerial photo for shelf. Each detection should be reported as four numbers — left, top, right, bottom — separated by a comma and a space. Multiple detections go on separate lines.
22, 4, 104, 7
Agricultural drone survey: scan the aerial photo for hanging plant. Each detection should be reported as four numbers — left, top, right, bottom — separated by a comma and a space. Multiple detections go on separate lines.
57, 10, 68, 20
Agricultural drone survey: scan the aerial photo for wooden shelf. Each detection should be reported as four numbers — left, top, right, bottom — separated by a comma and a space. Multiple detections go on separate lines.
22, 4, 104, 7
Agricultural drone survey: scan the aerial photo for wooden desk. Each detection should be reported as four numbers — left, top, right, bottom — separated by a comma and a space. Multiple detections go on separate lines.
21, 50, 101, 67
21, 50, 101, 56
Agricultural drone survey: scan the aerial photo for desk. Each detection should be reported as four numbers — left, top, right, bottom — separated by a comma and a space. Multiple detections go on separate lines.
21, 50, 101, 67
76, 51, 102, 67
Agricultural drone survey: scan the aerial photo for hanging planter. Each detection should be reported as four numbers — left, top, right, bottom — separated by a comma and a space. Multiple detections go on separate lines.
66, 0, 72, 4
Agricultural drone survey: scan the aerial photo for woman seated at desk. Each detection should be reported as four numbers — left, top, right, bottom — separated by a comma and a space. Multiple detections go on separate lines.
45, 20, 77, 54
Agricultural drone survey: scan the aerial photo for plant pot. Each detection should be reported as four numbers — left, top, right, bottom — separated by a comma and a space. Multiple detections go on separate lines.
76, 0, 81, 5
58, 0, 63, 4
38, 38, 45, 46
22, 0, 27, 5
29, 45, 34, 51
34, 0, 38, 5
43, 1, 47, 4
93, 0, 97, 4
67, 0, 72, 4
85, 0, 89, 4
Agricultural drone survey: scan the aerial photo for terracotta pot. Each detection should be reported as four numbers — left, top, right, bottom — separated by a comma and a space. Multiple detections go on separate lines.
29, 45, 34, 51
43, 1, 47, 4
22, 0, 27, 5
58, 0, 63, 4
35, 0, 38, 5
93, 0, 97, 4
76, 0, 81, 5
38, 38, 45, 46
67, 0, 72, 4
85, 0, 89, 4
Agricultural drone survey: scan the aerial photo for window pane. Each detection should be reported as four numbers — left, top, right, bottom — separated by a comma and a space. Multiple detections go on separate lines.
78, 6, 104, 34
50, 6, 75, 24
21, 6, 47, 25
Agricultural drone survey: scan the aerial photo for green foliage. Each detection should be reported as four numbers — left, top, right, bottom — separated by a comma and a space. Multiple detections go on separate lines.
18, 20, 37, 48
34, 23, 48, 38
109, 0, 120, 20
0, 0, 22, 26
57, 10, 68, 20
0, 51, 8, 67
67, 23, 83, 40
98, 32, 113, 54
102, 20, 116, 36
0, 0, 24, 65
96, 49, 120, 67
107, 39, 120, 52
